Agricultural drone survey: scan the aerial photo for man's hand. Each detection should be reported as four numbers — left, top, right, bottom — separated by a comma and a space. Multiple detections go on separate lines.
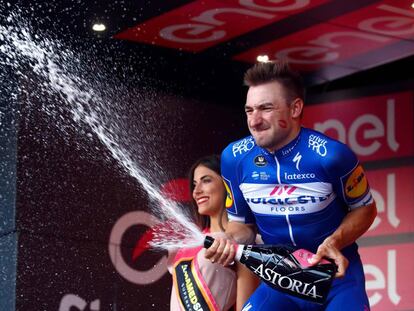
309, 238, 349, 278
205, 221, 255, 266
204, 235, 237, 266
308, 202, 377, 278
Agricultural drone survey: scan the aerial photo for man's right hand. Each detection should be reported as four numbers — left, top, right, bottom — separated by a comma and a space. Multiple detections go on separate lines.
204, 235, 237, 266
204, 221, 256, 266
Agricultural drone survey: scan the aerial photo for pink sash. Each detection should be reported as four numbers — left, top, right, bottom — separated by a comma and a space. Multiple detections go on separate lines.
172, 231, 220, 311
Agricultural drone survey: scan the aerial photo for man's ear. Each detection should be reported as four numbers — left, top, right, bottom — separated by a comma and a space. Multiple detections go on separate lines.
291, 98, 304, 119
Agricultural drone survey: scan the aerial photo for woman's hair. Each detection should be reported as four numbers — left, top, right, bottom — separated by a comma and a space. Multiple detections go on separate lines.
188, 154, 227, 231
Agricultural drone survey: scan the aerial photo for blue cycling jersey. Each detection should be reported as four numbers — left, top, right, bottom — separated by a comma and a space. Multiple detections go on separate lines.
222, 127, 373, 310
222, 127, 373, 256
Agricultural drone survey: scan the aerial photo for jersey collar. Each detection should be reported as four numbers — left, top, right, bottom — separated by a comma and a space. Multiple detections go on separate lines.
260, 127, 303, 158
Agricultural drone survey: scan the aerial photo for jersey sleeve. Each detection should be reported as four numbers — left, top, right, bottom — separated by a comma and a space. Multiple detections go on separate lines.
322, 141, 374, 211
221, 144, 256, 224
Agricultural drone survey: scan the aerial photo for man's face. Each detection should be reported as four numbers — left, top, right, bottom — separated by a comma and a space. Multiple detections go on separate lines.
245, 81, 297, 152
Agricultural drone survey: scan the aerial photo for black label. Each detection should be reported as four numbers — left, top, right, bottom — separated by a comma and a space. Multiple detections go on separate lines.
254, 155, 267, 167
174, 259, 212, 311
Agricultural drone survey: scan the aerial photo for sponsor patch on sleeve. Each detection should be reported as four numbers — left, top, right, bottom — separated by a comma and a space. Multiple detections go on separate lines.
223, 179, 234, 209
341, 164, 369, 201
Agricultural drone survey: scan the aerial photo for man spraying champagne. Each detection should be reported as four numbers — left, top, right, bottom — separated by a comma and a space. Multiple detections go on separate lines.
205, 61, 377, 310
204, 236, 337, 305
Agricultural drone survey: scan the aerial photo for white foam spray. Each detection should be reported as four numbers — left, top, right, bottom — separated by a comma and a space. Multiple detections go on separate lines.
0, 11, 204, 250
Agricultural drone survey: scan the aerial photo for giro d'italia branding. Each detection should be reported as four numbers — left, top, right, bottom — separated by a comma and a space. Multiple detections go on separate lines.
254, 155, 267, 167
108, 210, 171, 285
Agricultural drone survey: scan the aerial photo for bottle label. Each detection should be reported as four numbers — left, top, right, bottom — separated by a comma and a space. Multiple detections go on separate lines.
243, 245, 253, 261
241, 245, 336, 304
291, 249, 331, 268
252, 263, 322, 299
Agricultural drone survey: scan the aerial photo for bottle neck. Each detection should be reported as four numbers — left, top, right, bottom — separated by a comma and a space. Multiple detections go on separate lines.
234, 244, 244, 262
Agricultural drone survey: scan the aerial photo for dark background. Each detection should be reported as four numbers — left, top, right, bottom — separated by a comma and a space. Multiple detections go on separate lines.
0, 1, 413, 310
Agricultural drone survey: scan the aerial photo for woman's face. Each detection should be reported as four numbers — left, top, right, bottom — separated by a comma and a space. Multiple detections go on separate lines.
192, 165, 225, 217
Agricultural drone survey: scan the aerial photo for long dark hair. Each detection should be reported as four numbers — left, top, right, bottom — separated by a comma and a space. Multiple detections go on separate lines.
188, 155, 227, 231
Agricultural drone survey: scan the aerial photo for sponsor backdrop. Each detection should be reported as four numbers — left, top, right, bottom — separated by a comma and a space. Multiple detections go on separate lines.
303, 90, 414, 310
6, 84, 413, 310
114, 0, 414, 85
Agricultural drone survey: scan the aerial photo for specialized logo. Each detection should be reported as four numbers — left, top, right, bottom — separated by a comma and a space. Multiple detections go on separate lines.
292, 152, 302, 170
308, 134, 327, 157
344, 165, 368, 199
232, 137, 255, 157
223, 179, 234, 208
254, 155, 267, 167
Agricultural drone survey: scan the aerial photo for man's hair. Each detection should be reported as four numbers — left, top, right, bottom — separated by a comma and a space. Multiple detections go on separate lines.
244, 60, 305, 103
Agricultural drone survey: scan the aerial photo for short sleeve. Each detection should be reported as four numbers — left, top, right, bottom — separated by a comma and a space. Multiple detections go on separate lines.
322, 141, 374, 210
221, 144, 256, 224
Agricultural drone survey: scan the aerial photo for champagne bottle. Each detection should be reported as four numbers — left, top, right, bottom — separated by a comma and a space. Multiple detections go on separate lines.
204, 236, 337, 305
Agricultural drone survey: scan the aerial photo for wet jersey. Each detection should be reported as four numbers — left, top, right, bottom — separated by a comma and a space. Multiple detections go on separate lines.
221, 127, 373, 258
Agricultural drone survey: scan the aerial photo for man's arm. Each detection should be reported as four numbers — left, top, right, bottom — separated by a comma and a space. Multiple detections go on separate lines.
226, 221, 256, 244
204, 221, 256, 266
310, 202, 377, 277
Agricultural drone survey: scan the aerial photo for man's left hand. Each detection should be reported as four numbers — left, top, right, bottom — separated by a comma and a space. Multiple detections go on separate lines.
309, 238, 349, 278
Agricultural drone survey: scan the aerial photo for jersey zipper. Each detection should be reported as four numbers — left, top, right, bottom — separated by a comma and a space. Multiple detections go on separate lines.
274, 155, 297, 246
